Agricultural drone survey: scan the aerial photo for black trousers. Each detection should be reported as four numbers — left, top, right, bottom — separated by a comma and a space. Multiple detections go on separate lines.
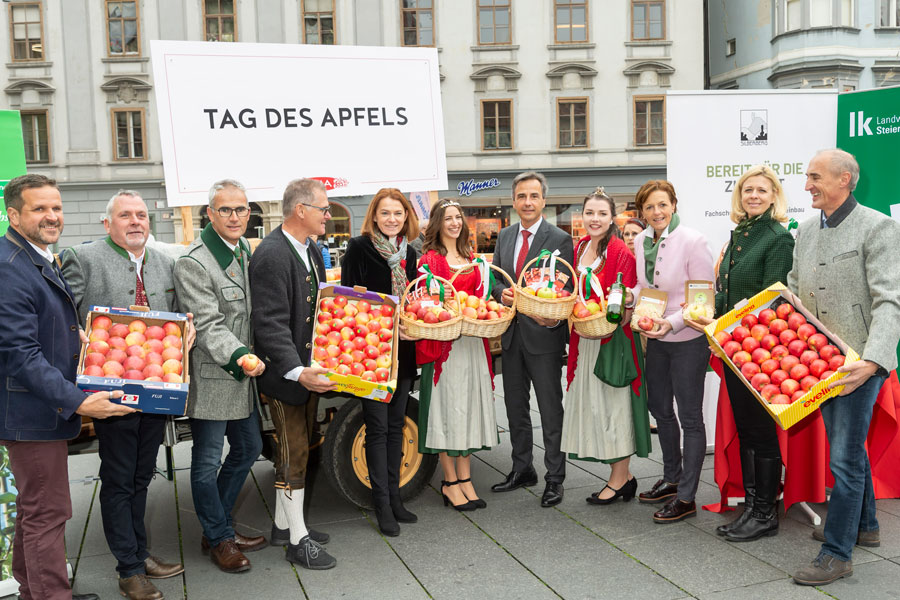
361, 376, 412, 505
501, 324, 566, 483
722, 367, 781, 459
94, 412, 167, 577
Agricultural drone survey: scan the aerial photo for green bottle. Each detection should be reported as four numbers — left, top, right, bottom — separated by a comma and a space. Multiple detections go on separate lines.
606, 272, 625, 324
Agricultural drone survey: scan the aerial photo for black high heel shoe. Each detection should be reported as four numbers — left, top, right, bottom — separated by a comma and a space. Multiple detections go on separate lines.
456, 478, 487, 509
441, 480, 477, 511
586, 477, 638, 505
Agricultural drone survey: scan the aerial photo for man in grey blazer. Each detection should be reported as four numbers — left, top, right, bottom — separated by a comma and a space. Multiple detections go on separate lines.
491, 171, 575, 507
62, 190, 188, 599
790, 150, 900, 586
174, 179, 267, 574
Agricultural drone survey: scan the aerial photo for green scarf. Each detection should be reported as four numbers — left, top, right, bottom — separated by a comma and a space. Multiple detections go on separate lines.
735, 206, 773, 233
643, 213, 680, 285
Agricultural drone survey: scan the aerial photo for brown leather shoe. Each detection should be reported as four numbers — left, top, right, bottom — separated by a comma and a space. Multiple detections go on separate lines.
653, 499, 697, 523
118, 573, 164, 600
208, 539, 251, 573
639, 479, 678, 504
202, 531, 268, 554
144, 555, 184, 579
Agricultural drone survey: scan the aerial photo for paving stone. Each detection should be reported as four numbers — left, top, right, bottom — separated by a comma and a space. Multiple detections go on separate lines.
818, 558, 900, 600
696, 577, 827, 599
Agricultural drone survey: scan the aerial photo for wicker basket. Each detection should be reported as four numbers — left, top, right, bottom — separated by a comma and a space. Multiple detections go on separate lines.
514, 255, 578, 320
398, 274, 463, 341
449, 262, 517, 338
570, 270, 618, 338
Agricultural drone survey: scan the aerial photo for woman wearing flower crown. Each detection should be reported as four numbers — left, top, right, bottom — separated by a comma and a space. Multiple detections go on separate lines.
416, 199, 497, 511
561, 188, 651, 505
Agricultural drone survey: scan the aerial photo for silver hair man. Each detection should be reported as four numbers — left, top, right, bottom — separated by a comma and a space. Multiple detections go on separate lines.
208, 178, 247, 207
814, 148, 860, 191
105, 189, 144, 220
511, 171, 548, 199
282, 178, 327, 219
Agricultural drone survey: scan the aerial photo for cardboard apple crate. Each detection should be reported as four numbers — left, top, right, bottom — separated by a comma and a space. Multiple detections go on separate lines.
311, 284, 400, 403
704, 283, 860, 430
76, 306, 190, 415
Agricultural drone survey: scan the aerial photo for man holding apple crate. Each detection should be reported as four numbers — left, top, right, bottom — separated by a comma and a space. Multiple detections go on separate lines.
249, 178, 338, 570
61, 190, 190, 600
490, 171, 574, 507
789, 150, 900, 586
174, 179, 267, 574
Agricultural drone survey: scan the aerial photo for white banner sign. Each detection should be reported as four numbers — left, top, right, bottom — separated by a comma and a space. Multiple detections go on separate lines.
150, 40, 447, 207
667, 90, 838, 256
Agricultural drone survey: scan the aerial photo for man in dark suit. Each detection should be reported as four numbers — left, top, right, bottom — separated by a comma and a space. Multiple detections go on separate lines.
491, 171, 574, 507
249, 178, 337, 569
61, 190, 188, 600
0, 174, 134, 600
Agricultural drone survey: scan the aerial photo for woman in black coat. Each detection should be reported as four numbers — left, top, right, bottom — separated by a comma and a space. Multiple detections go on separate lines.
340, 188, 419, 537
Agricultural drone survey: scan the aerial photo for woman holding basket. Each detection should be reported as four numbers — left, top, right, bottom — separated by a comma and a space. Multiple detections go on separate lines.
561, 188, 651, 504
340, 188, 419, 537
416, 199, 497, 511
626, 180, 714, 524
684, 165, 794, 542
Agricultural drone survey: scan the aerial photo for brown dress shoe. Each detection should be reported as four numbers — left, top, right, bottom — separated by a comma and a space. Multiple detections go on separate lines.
208, 539, 251, 573
144, 555, 184, 579
119, 573, 164, 600
639, 479, 678, 504
653, 499, 697, 523
202, 531, 268, 554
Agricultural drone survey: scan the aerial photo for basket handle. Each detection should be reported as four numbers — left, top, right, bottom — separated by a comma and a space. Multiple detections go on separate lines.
516, 251, 577, 289
402, 271, 460, 311
577, 268, 604, 305
449, 260, 517, 310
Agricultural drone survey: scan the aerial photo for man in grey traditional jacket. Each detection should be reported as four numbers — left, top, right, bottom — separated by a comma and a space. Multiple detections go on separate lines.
174, 179, 267, 574
790, 149, 900, 586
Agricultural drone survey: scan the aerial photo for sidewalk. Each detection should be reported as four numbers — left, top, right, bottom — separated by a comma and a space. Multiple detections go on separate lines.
10, 377, 900, 599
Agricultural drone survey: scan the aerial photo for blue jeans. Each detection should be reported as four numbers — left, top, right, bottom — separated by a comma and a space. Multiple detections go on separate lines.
820, 374, 886, 562
190, 407, 263, 547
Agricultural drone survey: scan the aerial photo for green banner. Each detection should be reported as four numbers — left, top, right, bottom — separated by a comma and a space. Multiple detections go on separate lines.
837, 85, 900, 368
0, 110, 28, 236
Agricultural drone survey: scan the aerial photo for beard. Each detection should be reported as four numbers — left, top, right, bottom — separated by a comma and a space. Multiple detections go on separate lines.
21, 219, 63, 246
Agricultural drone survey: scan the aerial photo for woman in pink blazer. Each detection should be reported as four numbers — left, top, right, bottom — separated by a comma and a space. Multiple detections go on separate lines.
626, 180, 714, 524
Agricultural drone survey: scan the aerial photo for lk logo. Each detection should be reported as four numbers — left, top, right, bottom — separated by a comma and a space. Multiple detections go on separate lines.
849, 111, 873, 137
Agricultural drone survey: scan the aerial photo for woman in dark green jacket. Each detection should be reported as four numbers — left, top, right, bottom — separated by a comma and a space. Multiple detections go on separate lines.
686, 164, 794, 542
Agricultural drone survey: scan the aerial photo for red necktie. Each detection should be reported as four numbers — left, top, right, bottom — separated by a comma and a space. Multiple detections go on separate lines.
135, 264, 148, 307
515, 230, 531, 279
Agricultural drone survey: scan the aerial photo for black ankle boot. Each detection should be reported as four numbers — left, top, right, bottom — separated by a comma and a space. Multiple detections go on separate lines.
717, 446, 756, 536
390, 496, 418, 523
374, 503, 400, 537
725, 456, 780, 542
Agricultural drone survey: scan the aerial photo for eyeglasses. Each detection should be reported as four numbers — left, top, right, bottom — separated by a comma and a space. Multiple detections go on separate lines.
301, 203, 332, 216
215, 206, 251, 218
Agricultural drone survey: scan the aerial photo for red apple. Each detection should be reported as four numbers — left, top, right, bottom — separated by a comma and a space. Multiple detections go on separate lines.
770, 369, 789, 386
760, 359, 780, 375
714, 331, 732, 346
791, 390, 806, 403
780, 355, 800, 372
88, 340, 110, 356
128, 319, 147, 334
325, 345, 341, 358
365, 345, 380, 360
380, 305, 394, 317
809, 359, 829, 378
821, 370, 835, 379
350, 362, 365, 376
123, 356, 145, 372
779, 329, 798, 345
317, 311, 333, 324
828, 355, 845, 370
796, 323, 817, 342
123, 369, 144, 381
103, 361, 125, 377
780, 378, 800, 395
107, 348, 127, 364
732, 350, 752, 367
742, 337, 760, 353
351, 349, 365, 363
375, 354, 392, 369
741, 361, 761, 379
638, 316, 654, 331
322, 356, 339, 369
365, 333, 380, 347
788, 339, 808, 357
751, 348, 771, 364
741, 314, 758, 329
338, 353, 354, 367
142, 338, 164, 354
316, 322, 331, 335
770, 345, 789, 360
315, 335, 329, 347
367, 320, 382, 334
760, 334, 779, 351
750, 324, 768, 342
85, 352, 106, 367
326, 331, 342, 346
378, 342, 392, 355
357, 300, 371, 313
758, 308, 777, 327
126, 345, 145, 359
789, 364, 810, 380
771, 394, 792, 405
732, 326, 751, 343
146, 351, 163, 366
750, 372, 770, 390
343, 303, 358, 318
110, 323, 130, 338
787, 312, 807, 331
340, 326, 354, 340
339, 340, 355, 354
331, 318, 346, 331
723, 341, 741, 359
800, 350, 819, 367
800, 375, 819, 391
378, 329, 393, 342
374, 367, 390, 382
352, 336, 367, 351
313, 347, 328, 362
145, 325, 165, 340
333, 295, 348, 308
83, 365, 104, 377
124, 331, 146, 347
355, 311, 371, 325
760, 384, 780, 401
807, 333, 828, 351
162, 359, 183, 375
162, 322, 181, 337
91, 315, 112, 330
89, 328, 110, 343
161, 347, 182, 362
361, 370, 377, 382
363, 358, 377, 372
379, 317, 393, 330
768, 318, 789, 336
819, 345, 840, 361
775, 303, 795, 320
319, 298, 335, 313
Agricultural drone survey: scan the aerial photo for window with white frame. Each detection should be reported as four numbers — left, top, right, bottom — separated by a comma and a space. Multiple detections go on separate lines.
881, 0, 900, 25
112, 109, 146, 161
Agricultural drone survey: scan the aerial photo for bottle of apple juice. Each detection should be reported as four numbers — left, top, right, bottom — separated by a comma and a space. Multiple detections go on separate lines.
606, 272, 626, 324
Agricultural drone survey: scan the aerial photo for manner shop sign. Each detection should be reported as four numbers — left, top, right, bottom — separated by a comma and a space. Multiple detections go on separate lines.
150, 40, 448, 207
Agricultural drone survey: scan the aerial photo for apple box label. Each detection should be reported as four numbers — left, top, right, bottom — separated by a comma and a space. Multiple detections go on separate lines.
121, 394, 140, 405
372, 388, 388, 400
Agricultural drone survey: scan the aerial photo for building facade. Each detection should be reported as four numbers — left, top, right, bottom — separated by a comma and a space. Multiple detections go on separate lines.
2, 0, 704, 252
707, 0, 900, 91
